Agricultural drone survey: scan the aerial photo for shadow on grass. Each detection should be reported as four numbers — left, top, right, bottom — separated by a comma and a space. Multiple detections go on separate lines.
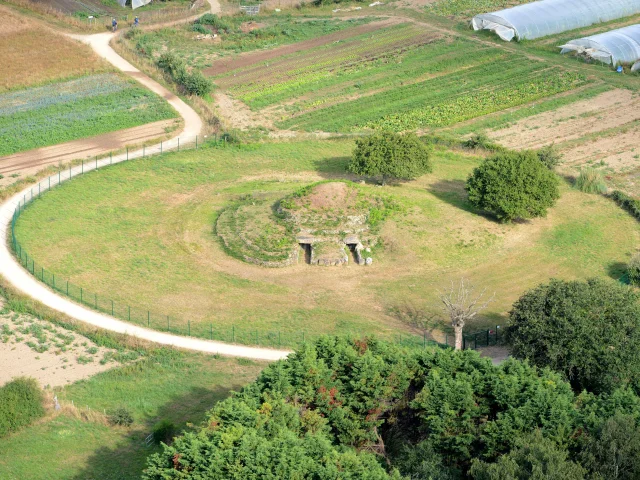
608, 262, 629, 284
69, 384, 240, 480
312, 156, 354, 179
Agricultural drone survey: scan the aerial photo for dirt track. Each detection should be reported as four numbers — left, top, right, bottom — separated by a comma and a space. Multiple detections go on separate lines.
0, 119, 179, 176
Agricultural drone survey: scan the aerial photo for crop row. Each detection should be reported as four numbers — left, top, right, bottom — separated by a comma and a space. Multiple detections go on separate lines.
279, 59, 585, 132
366, 71, 585, 131
217, 24, 431, 90
0, 88, 177, 157
0, 74, 131, 117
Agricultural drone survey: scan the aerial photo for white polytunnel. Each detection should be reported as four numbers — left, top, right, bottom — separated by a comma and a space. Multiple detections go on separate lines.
472, 0, 640, 42
132, 0, 152, 9
560, 24, 640, 71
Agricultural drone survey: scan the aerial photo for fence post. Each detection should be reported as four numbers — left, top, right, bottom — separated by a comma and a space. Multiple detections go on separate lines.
80, 288, 83, 303
126, 147, 128, 161
38, 184, 41, 197
59, 171, 61, 184
278, 331, 281, 346
160, 141, 162, 154
40, 266, 43, 280
96, 156, 98, 170
95, 294, 97, 309
195, 135, 198, 149
148, 311, 150, 327
111, 300, 114, 316
486, 329, 490, 346
210, 323, 212, 340
167, 315, 170, 331
188, 320, 190, 336
53, 274, 55, 289
143, 145, 145, 157
232, 325, 235, 343
69, 164, 71, 179
82, 160, 84, 174
66, 281, 69, 295
128, 306, 131, 321
496, 325, 499, 342
474, 333, 477, 350
48, 177, 51, 190
177, 137, 180, 151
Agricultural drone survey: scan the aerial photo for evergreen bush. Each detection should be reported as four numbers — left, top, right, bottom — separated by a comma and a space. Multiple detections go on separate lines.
0, 377, 45, 437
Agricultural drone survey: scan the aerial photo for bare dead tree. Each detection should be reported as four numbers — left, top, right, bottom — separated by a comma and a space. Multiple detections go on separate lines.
439, 279, 494, 350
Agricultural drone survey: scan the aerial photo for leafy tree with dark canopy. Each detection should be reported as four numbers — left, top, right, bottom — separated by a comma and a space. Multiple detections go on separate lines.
143, 337, 640, 479
507, 278, 640, 394
466, 150, 560, 222
348, 132, 432, 185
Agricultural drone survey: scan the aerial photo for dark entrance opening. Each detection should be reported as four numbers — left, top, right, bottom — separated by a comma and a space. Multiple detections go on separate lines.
346, 244, 359, 264
299, 243, 312, 264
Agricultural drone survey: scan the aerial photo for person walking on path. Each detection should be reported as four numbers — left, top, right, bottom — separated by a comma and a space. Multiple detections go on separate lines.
134, 16, 139, 28
112, 18, 118, 32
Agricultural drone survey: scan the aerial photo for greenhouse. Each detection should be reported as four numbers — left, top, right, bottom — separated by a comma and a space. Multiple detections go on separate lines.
561, 24, 640, 71
472, 0, 640, 42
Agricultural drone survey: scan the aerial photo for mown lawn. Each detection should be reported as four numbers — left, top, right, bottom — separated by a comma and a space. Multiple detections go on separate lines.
0, 350, 265, 480
12, 139, 640, 342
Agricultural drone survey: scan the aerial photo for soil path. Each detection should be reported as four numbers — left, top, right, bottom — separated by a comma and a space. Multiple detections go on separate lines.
0, 119, 179, 176
0, 28, 289, 362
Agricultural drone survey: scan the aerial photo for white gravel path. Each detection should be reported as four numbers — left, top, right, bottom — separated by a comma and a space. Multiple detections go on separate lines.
0, 31, 290, 362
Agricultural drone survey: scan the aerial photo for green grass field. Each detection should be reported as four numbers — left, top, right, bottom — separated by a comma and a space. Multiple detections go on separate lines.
0, 74, 177, 156
0, 350, 264, 480
12, 139, 640, 343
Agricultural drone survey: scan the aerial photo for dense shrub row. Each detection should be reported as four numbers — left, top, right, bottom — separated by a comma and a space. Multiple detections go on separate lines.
143, 337, 640, 479
0, 377, 44, 437
611, 189, 640, 221
156, 52, 213, 97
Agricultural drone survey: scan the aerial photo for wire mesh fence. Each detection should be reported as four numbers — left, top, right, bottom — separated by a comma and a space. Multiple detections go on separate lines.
8, 133, 500, 351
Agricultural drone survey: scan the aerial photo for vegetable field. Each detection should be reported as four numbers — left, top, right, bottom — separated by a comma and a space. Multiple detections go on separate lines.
206, 21, 586, 133
0, 74, 177, 156
427, 0, 534, 17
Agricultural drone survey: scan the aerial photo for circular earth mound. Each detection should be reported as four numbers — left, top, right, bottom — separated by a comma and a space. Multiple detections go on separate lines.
216, 181, 397, 267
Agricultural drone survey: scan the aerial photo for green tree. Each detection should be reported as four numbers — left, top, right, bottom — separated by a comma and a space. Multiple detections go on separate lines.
466, 150, 560, 222
0, 377, 45, 437
348, 132, 432, 185
628, 252, 640, 286
507, 279, 640, 394
470, 430, 586, 480
578, 414, 640, 480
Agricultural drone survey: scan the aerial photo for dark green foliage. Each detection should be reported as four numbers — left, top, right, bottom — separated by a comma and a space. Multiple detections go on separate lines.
537, 144, 562, 169
466, 150, 560, 222
470, 430, 586, 480
611, 190, 640, 221
577, 414, 640, 480
507, 279, 640, 394
629, 253, 640, 286
109, 407, 134, 426
348, 132, 432, 184
156, 52, 213, 97
0, 377, 45, 437
191, 23, 208, 34
145, 337, 640, 479
462, 133, 504, 152
575, 167, 607, 194
196, 14, 233, 33
153, 419, 176, 445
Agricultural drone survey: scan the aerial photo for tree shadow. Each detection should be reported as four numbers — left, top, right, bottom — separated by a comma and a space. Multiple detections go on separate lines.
69, 384, 240, 480
312, 156, 353, 179
608, 262, 629, 284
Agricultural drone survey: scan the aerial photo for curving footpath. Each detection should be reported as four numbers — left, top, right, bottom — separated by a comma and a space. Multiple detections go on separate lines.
0, 31, 290, 361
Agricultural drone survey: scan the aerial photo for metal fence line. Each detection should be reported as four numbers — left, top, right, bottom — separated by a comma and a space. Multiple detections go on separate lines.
7, 134, 500, 350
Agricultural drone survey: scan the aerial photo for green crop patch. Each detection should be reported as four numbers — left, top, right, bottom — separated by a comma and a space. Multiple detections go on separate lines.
0, 74, 177, 157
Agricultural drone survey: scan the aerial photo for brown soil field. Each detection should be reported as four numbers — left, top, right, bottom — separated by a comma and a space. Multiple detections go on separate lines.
490, 89, 640, 174
0, 4, 110, 92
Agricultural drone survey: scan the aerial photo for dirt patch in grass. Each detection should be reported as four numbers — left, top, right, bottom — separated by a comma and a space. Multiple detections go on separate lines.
0, 309, 119, 388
